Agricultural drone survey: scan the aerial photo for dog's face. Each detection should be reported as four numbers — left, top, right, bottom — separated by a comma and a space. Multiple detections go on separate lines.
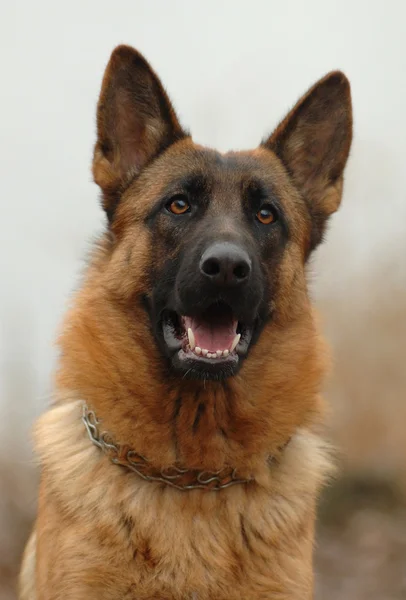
142, 148, 290, 380
92, 46, 352, 382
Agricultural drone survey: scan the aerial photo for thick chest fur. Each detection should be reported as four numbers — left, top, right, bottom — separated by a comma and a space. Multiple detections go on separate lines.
21, 401, 330, 600
36, 489, 314, 600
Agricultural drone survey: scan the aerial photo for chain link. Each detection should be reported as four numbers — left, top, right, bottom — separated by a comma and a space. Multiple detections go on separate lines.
82, 404, 253, 491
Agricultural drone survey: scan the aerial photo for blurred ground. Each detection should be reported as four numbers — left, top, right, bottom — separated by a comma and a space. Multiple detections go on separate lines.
0, 464, 35, 600
315, 478, 406, 600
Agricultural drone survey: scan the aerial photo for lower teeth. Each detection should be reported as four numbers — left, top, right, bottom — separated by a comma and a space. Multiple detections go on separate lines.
185, 333, 240, 358
189, 348, 232, 358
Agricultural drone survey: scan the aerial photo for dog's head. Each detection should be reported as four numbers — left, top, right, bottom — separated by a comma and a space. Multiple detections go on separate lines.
91, 46, 352, 383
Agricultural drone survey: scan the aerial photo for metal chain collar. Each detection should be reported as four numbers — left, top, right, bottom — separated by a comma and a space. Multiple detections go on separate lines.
82, 404, 254, 491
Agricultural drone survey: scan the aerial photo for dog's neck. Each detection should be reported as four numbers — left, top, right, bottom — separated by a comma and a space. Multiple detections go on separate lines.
82, 403, 293, 490
56, 290, 327, 473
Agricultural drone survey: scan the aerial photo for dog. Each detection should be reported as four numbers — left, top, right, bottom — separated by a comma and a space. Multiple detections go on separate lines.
19, 45, 352, 599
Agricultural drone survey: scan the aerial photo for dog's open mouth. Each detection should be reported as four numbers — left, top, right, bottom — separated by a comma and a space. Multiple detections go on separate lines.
161, 302, 254, 377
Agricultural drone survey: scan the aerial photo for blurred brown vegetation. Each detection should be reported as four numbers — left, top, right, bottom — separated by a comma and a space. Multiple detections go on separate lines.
320, 268, 406, 482
312, 262, 406, 598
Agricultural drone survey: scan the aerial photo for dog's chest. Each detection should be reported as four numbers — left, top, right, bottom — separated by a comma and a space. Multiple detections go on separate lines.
93, 486, 312, 600
116, 497, 254, 597
32, 405, 323, 599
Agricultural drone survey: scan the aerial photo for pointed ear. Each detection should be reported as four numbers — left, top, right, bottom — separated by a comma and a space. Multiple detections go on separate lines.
93, 45, 187, 220
263, 71, 352, 251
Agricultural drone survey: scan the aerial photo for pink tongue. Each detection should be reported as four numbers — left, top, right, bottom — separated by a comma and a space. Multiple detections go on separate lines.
184, 315, 238, 352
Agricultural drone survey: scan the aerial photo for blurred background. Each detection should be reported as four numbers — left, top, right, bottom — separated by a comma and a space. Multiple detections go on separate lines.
1, 1, 405, 597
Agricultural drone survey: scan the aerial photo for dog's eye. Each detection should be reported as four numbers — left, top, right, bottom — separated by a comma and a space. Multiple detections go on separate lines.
166, 196, 191, 215
256, 205, 277, 225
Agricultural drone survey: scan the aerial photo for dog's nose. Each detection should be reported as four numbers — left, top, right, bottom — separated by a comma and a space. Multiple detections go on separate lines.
199, 243, 252, 287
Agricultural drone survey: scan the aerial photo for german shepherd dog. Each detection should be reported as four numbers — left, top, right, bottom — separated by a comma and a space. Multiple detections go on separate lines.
20, 46, 352, 599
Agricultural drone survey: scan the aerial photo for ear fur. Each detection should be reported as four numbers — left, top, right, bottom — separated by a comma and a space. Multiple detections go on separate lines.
93, 45, 186, 220
263, 71, 353, 251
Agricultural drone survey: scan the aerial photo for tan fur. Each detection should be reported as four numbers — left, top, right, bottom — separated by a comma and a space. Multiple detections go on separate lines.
19, 530, 36, 600
21, 400, 332, 599
19, 45, 351, 599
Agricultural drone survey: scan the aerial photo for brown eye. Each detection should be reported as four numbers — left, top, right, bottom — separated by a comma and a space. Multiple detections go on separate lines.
167, 196, 191, 215
256, 205, 277, 225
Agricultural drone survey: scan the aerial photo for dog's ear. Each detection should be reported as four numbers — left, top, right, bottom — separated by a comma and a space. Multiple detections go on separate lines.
93, 45, 186, 220
263, 71, 352, 252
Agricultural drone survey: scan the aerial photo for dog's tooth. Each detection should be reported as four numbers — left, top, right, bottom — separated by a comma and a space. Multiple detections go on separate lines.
195, 346, 202, 355
223, 349, 229, 357
216, 350, 222, 357
202, 349, 208, 357
230, 334, 241, 353
187, 328, 195, 350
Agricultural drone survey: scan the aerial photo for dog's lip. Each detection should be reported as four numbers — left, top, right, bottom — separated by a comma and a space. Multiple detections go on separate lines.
161, 313, 183, 352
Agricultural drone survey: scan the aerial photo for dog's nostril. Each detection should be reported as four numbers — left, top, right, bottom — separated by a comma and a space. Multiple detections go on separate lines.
233, 262, 249, 280
202, 257, 220, 277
